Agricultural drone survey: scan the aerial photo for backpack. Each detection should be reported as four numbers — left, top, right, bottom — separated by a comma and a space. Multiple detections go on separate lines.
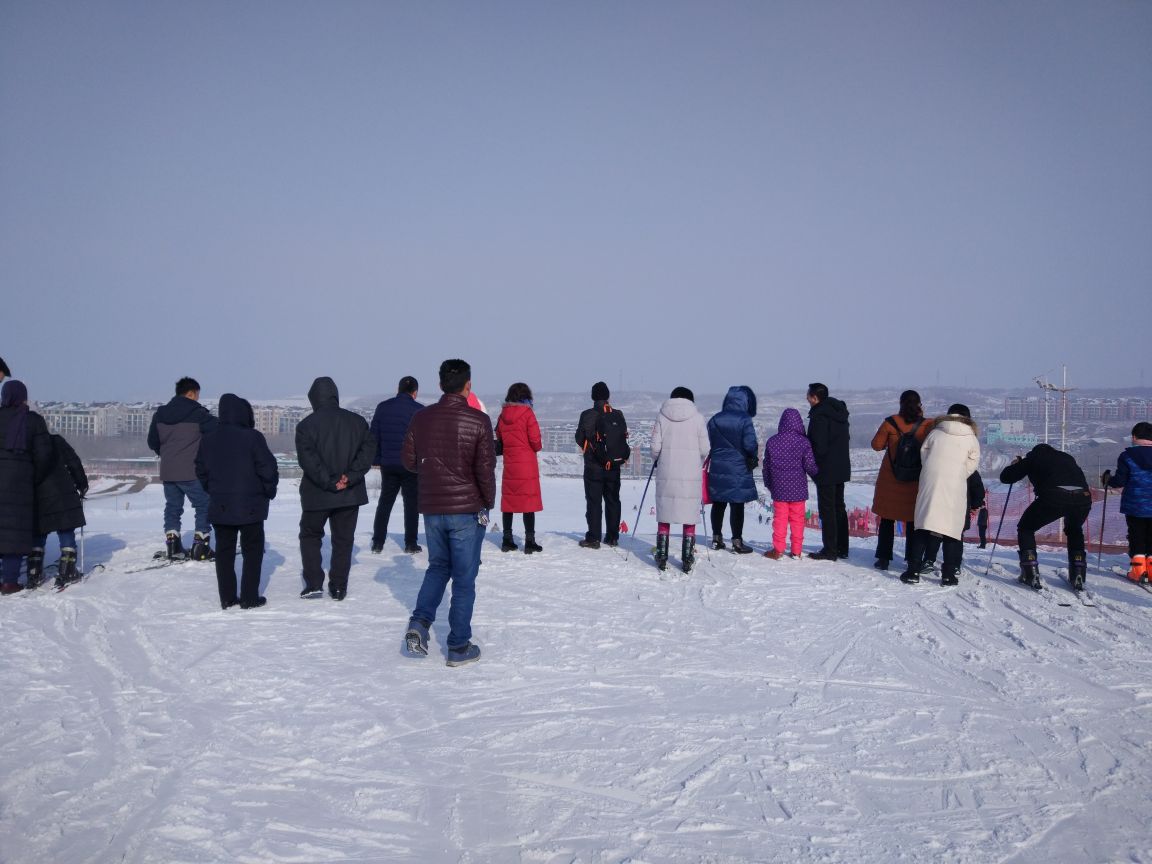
886, 417, 924, 482
590, 405, 630, 470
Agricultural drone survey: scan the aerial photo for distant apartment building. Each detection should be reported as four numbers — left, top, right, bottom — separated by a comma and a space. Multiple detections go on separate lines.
1004, 397, 1151, 423
38, 403, 129, 437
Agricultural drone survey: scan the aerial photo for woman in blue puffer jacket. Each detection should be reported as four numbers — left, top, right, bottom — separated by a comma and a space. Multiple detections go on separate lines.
706, 386, 759, 553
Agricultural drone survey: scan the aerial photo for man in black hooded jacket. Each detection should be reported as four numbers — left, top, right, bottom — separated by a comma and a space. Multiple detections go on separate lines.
806, 382, 851, 560
295, 377, 375, 600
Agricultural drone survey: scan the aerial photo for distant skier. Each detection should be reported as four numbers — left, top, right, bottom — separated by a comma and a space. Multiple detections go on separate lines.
575, 382, 629, 549
762, 408, 819, 560
899, 404, 982, 587
368, 376, 423, 554
999, 443, 1091, 590
806, 383, 851, 561
147, 377, 218, 560
706, 385, 759, 553
651, 386, 710, 572
195, 394, 279, 610
1102, 421, 1152, 583
0, 380, 52, 594
32, 433, 89, 588
495, 382, 543, 554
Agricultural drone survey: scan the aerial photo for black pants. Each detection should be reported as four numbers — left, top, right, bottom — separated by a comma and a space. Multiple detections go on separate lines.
300, 505, 360, 591
214, 522, 265, 606
816, 483, 848, 556
583, 468, 621, 543
372, 465, 419, 547
1016, 490, 1091, 555
977, 507, 989, 545
502, 511, 536, 535
710, 502, 746, 539
1126, 515, 1152, 557
906, 529, 962, 576
875, 519, 912, 563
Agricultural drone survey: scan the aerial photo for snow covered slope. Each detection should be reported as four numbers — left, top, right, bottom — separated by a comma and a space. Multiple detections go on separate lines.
2, 478, 1150, 863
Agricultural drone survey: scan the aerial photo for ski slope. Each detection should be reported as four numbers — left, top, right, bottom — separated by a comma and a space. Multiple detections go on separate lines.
2, 476, 1150, 863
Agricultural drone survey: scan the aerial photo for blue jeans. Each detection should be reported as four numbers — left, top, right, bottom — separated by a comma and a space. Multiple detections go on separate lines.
163, 480, 211, 535
412, 513, 484, 650
34, 530, 78, 552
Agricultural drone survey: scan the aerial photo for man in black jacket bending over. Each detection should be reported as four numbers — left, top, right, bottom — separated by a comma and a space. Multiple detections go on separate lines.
295, 376, 375, 601
806, 382, 851, 561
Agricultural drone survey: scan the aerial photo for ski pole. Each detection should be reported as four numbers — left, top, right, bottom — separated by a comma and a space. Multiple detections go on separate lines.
624, 457, 658, 562
80, 526, 85, 577
1096, 485, 1109, 569
984, 483, 1013, 576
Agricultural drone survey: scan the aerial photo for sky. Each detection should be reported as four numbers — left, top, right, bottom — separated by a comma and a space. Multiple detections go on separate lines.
2, 1, 1150, 402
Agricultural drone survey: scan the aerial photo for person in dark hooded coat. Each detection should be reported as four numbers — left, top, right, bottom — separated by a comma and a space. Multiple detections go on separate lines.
196, 394, 279, 609
706, 385, 759, 553
32, 433, 88, 587
0, 379, 52, 593
806, 382, 851, 561
294, 377, 375, 600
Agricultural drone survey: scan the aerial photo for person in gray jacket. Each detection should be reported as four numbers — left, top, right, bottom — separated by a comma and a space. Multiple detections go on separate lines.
295, 376, 375, 601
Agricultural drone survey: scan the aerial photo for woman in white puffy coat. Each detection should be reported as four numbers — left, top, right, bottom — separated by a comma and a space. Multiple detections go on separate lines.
651, 386, 711, 573
900, 404, 981, 587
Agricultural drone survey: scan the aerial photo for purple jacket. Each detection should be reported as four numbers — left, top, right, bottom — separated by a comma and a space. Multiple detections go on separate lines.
763, 408, 819, 502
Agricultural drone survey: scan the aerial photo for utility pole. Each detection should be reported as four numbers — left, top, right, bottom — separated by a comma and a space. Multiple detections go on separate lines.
1035, 367, 1075, 452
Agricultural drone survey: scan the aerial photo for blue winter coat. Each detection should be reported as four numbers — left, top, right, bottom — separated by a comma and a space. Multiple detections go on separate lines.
369, 393, 423, 466
1108, 445, 1152, 518
706, 386, 759, 504
195, 394, 279, 525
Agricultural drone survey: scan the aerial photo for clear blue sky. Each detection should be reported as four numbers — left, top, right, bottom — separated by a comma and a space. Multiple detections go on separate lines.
2, 1, 1149, 401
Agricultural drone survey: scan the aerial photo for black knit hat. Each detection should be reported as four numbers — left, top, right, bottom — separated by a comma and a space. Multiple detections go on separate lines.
947, 403, 971, 418
670, 386, 694, 401
0, 356, 10, 378
591, 381, 610, 401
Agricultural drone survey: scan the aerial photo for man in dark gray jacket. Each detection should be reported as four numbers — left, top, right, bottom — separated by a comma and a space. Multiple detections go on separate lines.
148, 377, 217, 560
295, 376, 375, 601
401, 359, 496, 667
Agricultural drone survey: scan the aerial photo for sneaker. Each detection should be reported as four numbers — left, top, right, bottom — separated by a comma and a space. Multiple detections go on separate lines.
604, 538, 619, 547
940, 569, 959, 587
710, 534, 726, 551
917, 561, 938, 577
370, 543, 384, 554
807, 549, 838, 561
874, 559, 890, 571
578, 539, 601, 549
328, 585, 347, 601
165, 531, 186, 560
405, 619, 430, 657
221, 598, 240, 610
240, 597, 267, 609
763, 549, 784, 561
446, 643, 481, 667
404, 544, 423, 554
899, 570, 921, 584
299, 586, 324, 599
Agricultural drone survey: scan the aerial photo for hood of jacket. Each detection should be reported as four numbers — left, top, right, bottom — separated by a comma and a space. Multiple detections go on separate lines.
722, 385, 757, 417
931, 414, 978, 437
308, 377, 340, 411
218, 393, 254, 428
777, 407, 805, 435
810, 396, 849, 424
660, 397, 700, 423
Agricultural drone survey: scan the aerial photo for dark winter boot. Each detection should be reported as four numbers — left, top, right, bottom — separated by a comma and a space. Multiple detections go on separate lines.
1068, 550, 1087, 591
731, 537, 754, 554
501, 531, 519, 552
1018, 549, 1042, 590
26, 548, 45, 589
523, 533, 543, 554
55, 548, 79, 587
940, 565, 959, 587
190, 531, 214, 562
166, 531, 187, 560
710, 533, 725, 551
681, 535, 696, 573
655, 533, 669, 571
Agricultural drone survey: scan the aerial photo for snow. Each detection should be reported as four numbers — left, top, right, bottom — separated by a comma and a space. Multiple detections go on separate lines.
3, 476, 1151, 863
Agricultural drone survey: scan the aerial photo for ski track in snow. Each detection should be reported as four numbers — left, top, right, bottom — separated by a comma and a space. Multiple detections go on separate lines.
2, 477, 1151, 863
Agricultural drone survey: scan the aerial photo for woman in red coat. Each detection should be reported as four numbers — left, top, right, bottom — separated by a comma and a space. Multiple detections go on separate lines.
496, 382, 543, 553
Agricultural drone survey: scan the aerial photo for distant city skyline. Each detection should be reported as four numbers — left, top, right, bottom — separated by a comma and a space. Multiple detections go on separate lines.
3, 2, 1149, 401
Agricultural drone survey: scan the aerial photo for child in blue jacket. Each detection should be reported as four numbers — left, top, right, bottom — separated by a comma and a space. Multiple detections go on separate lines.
1104, 421, 1152, 583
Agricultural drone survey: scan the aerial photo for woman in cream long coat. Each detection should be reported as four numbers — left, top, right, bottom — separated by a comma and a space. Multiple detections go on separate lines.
651, 387, 711, 573
901, 406, 980, 587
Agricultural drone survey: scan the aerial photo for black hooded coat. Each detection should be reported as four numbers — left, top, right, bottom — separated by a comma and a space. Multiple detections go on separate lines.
807, 396, 852, 485
34, 435, 88, 535
294, 377, 375, 511
195, 394, 279, 525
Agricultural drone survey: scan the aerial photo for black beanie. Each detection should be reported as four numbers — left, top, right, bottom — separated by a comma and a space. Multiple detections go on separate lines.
947, 403, 971, 418
0, 357, 9, 378
670, 386, 694, 401
591, 381, 610, 401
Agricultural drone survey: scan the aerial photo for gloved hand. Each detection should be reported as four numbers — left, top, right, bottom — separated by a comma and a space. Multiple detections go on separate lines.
477, 508, 490, 526
1101, 469, 1112, 487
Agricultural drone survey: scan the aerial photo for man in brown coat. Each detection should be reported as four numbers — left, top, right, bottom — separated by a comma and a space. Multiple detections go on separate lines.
401, 359, 496, 667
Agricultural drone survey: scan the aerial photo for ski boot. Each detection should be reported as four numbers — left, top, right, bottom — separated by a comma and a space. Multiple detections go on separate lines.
500, 531, 519, 552
1127, 555, 1147, 583
1068, 550, 1087, 591
731, 537, 754, 554
26, 547, 45, 589
681, 535, 696, 573
1017, 549, 1042, 590
165, 531, 187, 560
55, 548, 79, 588
710, 533, 725, 551
654, 532, 669, 571
190, 531, 214, 562
523, 533, 543, 554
